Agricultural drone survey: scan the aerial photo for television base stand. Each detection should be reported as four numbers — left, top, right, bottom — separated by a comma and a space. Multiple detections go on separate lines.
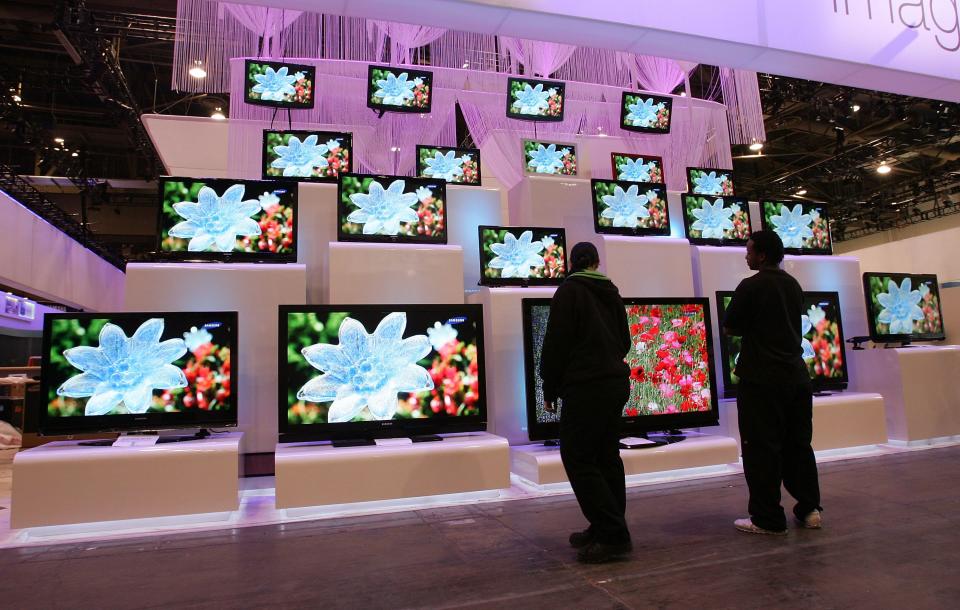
78, 429, 213, 447
647, 430, 687, 445
411, 434, 443, 443
543, 439, 560, 447
619, 436, 665, 450
331, 438, 377, 448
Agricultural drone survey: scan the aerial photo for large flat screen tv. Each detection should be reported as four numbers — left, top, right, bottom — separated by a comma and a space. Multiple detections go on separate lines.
157, 177, 297, 262
686, 167, 735, 196
863, 272, 945, 343
522, 298, 719, 441
244, 59, 315, 109
338, 173, 447, 244
611, 153, 665, 184
760, 200, 833, 255
416, 145, 482, 186
367, 65, 432, 114
523, 139, 577, 177
40, 311, 238, 435
681, 195, 752, 246
506, 77, 565, 122
262, 130, 352, 181
478, 226, 567, 287
620, 92, 673, 134
592, 179, 670, 237
279, 304, 486, 441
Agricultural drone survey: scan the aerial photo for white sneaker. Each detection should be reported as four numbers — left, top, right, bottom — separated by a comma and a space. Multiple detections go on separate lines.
734, 518, 788, 536
798, 510, 822, 529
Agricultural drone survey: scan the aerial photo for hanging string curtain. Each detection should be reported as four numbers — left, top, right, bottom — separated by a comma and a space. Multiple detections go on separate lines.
720, 68, 767, 146
219, 3, 303, 57
498, 37, 577, 77
369, 21, 447, 65
616, 53, 695, 94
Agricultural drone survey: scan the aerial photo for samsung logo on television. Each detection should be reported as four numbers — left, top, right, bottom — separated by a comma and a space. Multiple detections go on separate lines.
446, 316, 468, 326
203, 322, 223, 329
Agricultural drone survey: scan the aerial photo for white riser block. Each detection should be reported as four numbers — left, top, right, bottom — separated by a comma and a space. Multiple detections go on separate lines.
328, 243, 464, 305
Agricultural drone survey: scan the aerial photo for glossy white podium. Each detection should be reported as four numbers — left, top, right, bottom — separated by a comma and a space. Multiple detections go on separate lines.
327, 243, 464, 304
600, 235, 694, 298
447, 185, 506, 290
508, 176, 595, 248
296, 182, 338, 304
274, 433, 510, 509
11, 433, 242, 529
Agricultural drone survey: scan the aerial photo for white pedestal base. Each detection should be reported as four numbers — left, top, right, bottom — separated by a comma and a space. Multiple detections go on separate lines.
11, 433, 242, 529
296, 183, 338, 304
274, 432, 510, 509
600, 235, 694, 298
447, 185, 506, 290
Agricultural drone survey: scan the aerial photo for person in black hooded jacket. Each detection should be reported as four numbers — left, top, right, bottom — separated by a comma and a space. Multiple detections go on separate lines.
539, 241, 632, 564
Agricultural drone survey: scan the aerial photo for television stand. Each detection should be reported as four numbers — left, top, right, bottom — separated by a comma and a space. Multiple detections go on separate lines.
846, 336, 870, 350
619, 435, 665, 450
543, 439, 560, 447
411, 434, 443, 443
78, 429, 214, 447
156, 429, 213, 444
331, 438, 376, 448
647, 429, 687, 445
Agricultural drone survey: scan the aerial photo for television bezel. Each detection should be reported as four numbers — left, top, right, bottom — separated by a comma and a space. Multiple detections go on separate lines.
477, 225, 567, 288
590, 179, 671, 237
505, 76, 566, 123
261, 129, 354, 183
680, 194, 752, 246
609, 152, 666, 184
686, 166, 736, 196
243, 59, 316, 109
619, 91, 674, 134
415, 144, 483, 186
862, 272, 946, 343
336, 172, 448, 245
521, 138, 578, 178
366, 64, 434, 114
759, 199, 834, 255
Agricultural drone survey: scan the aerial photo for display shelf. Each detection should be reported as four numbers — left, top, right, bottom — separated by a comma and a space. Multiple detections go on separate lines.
125, 263, 306, 454
11, 433, 242, 529
274, 432, 509, 509
447, 185, 506, 290
600, 235, 694, 298
296, 182, 338, 304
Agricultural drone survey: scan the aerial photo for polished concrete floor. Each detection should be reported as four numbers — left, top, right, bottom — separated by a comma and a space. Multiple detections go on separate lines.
1, 445, 959, 609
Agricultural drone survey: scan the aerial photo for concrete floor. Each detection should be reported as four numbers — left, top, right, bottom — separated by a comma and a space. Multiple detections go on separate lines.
1, 446, 958, 609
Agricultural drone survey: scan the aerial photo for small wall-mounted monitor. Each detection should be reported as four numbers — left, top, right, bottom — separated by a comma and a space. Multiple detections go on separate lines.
620, 92, 673, 134
367, 65, 433, 114
244, 59, 315, 109
506, 77, 565, 122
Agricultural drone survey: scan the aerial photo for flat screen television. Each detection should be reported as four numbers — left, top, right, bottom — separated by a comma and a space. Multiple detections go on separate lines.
863, 272, 945, 343
715, 291, 848, 396
506, 77, 565, 122
686, 167, 735, 196
681, 195, 752, 246
367, 64, 432, 114
522, 298, 719, 441
611, 153, 665, 184
157, 177, 297, 262
279, 304, 486, 441
416, 145, 482, 186
262, 130, 352, 181
523, 139, 577, 176
40, 311, 238, 435
478, 226, 567, 287
244, 59, 315, 109
760, 200, 833, 255
591, 179, 670, 237
620, 92, 673, 134
337, 173, 446, 244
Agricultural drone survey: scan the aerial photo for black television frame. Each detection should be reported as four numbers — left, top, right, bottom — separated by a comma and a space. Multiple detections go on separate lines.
620, 91, 673, 134
477, 225, 567, 288
336, 172, 448, 245
680, 194, 752, 246
610, 152, 666, 184
244, 59, 316, 109
862, 272, 946, 343
591, 179, 671, 237
686, 166, 736, 196
505, 76, 566, 122
759, 199, 834, 255
261, 129, 353, 183
415, 144, 483, 186
366, 64, 434, 114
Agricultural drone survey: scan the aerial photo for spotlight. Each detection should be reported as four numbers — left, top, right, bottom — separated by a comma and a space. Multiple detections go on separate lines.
71, 152, 78, 157
210, 107, 225, 120
796, 189, 807, 196
876, 163, 891, 174
54, 137, 65, 144
189, 61, 207, 79
462, 62, 470, 69
749, 142, 764, 151
680, 91, 686, 97
12, 94, 21, 103
852, 104, 860, 112
390, 146, 400, 152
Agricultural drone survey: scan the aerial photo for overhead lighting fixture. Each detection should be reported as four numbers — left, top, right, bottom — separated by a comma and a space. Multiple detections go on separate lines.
680, 91, 687, 97
189, 61, 207, 79
749, 142, 764, 151
796, 189, 807, 196
390, 146, 401, 152
54, 137, 64, 144
852, 104, 861, 112
877, 163, 892, 174
462, 62, 470, 69
71, 152, 79, 157
210, 107, 226, 120
12, 94, 21, 103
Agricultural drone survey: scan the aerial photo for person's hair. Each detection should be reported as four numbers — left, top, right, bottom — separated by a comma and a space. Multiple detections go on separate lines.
749, 230, 785, 265
570, 241, 600, 272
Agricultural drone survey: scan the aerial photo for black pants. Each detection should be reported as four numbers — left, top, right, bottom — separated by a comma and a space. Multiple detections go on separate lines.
559, 380, 631, 544
737, 379, 822, 531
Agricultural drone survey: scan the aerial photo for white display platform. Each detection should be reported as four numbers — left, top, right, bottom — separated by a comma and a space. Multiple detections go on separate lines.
852, 346, 960, 442
942, 283, 960, 347
125, 263, 306, 454
11, 433, 242, 529
274, 433, 510, 509
327, 242, 464, 304
600, 235, 694, 298
466, 286, 556, 444
447, 185, 506, 290
510, 434, 739, 486
142, 114, 229, 177
296, 182, 338, 304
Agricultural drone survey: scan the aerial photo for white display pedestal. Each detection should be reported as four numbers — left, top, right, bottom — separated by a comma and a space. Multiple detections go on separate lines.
510, 434, 739, 486
941, 283, 960, 346
600, 235, 694, 298
447, 185, 506, 291
274, 432, 510, 509
296, 182, 338, 304
466, 286, 556, 444
11, 433, 242, 529
327, 242, 464, 304
125, 263, 306, 454
852, 346, 960, 443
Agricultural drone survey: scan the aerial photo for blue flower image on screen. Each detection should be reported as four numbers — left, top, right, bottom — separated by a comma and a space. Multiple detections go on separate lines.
488, 230, 547, 279
345, 179, 421, 236
168, 184, 264, 252
600, 184, 653, 228
875, 277, 925, 335
252, 66, 297, 101
769, 203, 815, 249
270, 135, 335, 177
524, 141, 576, 175
422, 150, 465, 182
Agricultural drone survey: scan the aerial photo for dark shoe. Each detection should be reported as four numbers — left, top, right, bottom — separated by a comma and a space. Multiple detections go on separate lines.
734, 518, 788, 536
568, 528, 596, 549
576, 540, 633, 564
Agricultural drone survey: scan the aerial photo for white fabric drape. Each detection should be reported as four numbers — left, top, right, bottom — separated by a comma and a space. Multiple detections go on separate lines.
499, 37, 577, 77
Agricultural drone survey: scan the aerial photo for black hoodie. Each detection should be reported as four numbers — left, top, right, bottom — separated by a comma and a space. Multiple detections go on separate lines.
538, 271, 631, 402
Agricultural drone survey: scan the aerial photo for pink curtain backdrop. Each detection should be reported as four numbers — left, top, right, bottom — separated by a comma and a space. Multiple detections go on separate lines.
617, 53, 693, 94
219, 3, 303, 57
370, 21, 447, 65
499, 37, 577, 77
721, 68, 767, 146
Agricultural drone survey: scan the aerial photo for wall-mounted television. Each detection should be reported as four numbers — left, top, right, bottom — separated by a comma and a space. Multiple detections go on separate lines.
523, 139, 577, 176
279, 304, 486, 441
620, 92, 673, 134
244, 59, 315, 109
506, 77, 565, 122
367, 65, 432, 114
863, 273, 945, 343
686, 167, 735, 196
40, 311, 238, 435
337, 173, 446, 244
416, 145, 482, 186
262, 130, 352, 181
681, 195, 752, 246
760, 200, 833, 255
591, 179, 670, 237
610, 153, 665, 184
478, 226, 567, 287
715, 291, 848, 397
157, 177, 297, 262
522, 298, 719, 441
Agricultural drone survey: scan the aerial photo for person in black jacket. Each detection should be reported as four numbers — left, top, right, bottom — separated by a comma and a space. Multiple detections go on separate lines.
539, 241, 632, 563
723, 230, 822, 535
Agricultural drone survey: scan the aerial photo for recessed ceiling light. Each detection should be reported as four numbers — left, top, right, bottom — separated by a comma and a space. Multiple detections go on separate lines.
12, 94, 21, 103
54, 137, 64, 144
797, 189, 807, 196
189, 61, 207, 79
210, 107, 225, 120
877, 163, 891, 174
852, 104, 860, 112
749, 142, 764, 151
71, 152, 78, 157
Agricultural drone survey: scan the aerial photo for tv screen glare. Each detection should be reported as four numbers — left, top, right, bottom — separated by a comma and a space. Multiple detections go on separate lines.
416, 145, 482, 186
761, 200, 833, 254
522, 298, 719, 441
262, 130, 352, 181
620, 92, 673, 134
591, 179, 670, 237
863, 273, 945, 343
279, 305, 486, 441
682, 195, 752, 245
611, 153, 665, 184
523, 139, 577, 176
244, 60, 315, 109
687, 167, 735, 196
478, 226, 567, 287
338, 173, 446, 244
158, 177, 297, 262
367, 65, 432, 113
506, 77, 565, 122
40, 311, 238, 435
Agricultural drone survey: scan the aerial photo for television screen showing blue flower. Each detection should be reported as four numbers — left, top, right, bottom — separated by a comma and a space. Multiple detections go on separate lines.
244, 60, 315, 109
863, 273, 944, 343
591, 179, 670, 237
337, 173, 447, 244
611, 153, 665, 184
760, 200, 832, 254
620, 92, 672, 134
478, 226, 567, 287
682, 195, 751, 245
262, 130, 352, 182
506, 77, 565, 122
686, 167, 735, 196
367, 65, 432, 113
416, 145, 481, 185
523, 139, 577, 176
